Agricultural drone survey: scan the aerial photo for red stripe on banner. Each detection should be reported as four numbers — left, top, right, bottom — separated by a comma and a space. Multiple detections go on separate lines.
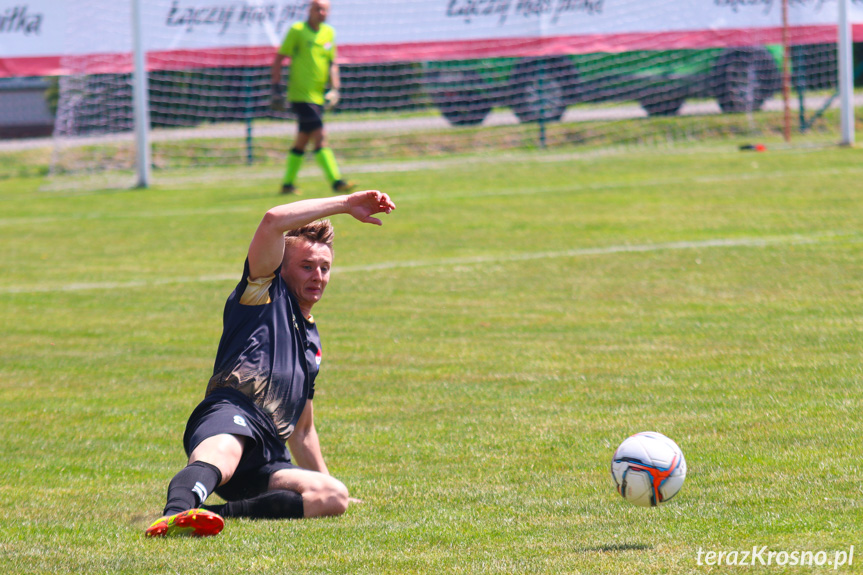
1, 24, 860, 77
337, 25, 846, 63
147, 46, 276, 70
0, 48, 275, 77
0, 56, 65, 78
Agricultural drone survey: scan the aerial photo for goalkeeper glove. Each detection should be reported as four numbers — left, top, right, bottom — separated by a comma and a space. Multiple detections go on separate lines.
324, 88, 340, 109
270, 83, 285, 112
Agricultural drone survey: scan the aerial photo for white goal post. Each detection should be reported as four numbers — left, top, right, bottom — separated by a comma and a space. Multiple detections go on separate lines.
132, 0, 151, 187
839, 0, 857, 146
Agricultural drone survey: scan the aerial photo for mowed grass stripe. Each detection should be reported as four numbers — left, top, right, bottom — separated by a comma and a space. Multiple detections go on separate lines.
0, 232, 846, 294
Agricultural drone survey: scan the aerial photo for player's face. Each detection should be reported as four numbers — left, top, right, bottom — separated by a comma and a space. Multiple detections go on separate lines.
309, 0, 329, 25
282, 239, 332, 314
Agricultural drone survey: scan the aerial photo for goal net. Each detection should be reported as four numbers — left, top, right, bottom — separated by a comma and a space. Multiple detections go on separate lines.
32, 0, 862, 183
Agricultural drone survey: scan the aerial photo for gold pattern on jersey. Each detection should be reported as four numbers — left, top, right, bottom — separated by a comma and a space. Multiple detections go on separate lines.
239, 274, 274, 305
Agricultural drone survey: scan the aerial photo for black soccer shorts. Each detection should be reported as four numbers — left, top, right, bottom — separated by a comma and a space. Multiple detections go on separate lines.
183, 389, 298, 501
291, 102, 324, 133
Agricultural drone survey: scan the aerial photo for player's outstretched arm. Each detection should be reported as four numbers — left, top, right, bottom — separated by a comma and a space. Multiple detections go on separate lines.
248, 191, 395, 280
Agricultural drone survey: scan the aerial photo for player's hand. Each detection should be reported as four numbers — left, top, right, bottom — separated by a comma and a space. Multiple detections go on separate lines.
324, 88, 340, 109
345, 190, 395, 226
270, 83, 285, 112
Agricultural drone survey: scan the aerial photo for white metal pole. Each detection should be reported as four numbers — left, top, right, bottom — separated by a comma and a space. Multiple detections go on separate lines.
782, 0, 791, 143
132, 0, 152, 187
837, 0, 855, 146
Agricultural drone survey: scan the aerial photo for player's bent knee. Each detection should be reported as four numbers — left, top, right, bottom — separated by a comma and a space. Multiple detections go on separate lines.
189, 434, 245, 486
304, 477, 349, 517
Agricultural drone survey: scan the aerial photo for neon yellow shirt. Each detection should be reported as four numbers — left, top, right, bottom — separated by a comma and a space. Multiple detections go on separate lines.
278, 22, 336, 105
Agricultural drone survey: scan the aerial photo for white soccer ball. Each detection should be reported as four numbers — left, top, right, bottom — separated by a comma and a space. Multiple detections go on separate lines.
610, 431, 686, 507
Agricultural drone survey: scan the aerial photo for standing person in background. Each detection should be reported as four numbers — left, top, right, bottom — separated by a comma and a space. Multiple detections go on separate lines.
271, 0, 355, 196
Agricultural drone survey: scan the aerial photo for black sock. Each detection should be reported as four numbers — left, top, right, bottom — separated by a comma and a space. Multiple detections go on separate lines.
291, 147, 305, 156
163, 461, 222, 516
203, 490, 304, 520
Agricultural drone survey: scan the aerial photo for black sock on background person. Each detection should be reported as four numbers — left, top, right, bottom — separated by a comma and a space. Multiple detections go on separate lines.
162, 461, 222, 516
203, 490, 305, 519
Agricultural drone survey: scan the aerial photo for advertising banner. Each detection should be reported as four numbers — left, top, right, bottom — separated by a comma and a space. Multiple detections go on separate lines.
2, 0, 862, 76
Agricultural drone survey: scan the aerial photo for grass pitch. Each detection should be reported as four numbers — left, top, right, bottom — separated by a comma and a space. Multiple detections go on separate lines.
1, 142, 862, 574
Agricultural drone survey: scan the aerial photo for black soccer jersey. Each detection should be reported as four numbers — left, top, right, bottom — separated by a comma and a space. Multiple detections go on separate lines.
206, 259, 321, 442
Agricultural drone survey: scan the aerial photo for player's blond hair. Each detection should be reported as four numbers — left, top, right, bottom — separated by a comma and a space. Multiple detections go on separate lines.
284, 220, 335, 251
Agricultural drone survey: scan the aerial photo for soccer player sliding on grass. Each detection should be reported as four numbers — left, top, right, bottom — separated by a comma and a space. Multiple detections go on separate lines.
146, 190, 396, 537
